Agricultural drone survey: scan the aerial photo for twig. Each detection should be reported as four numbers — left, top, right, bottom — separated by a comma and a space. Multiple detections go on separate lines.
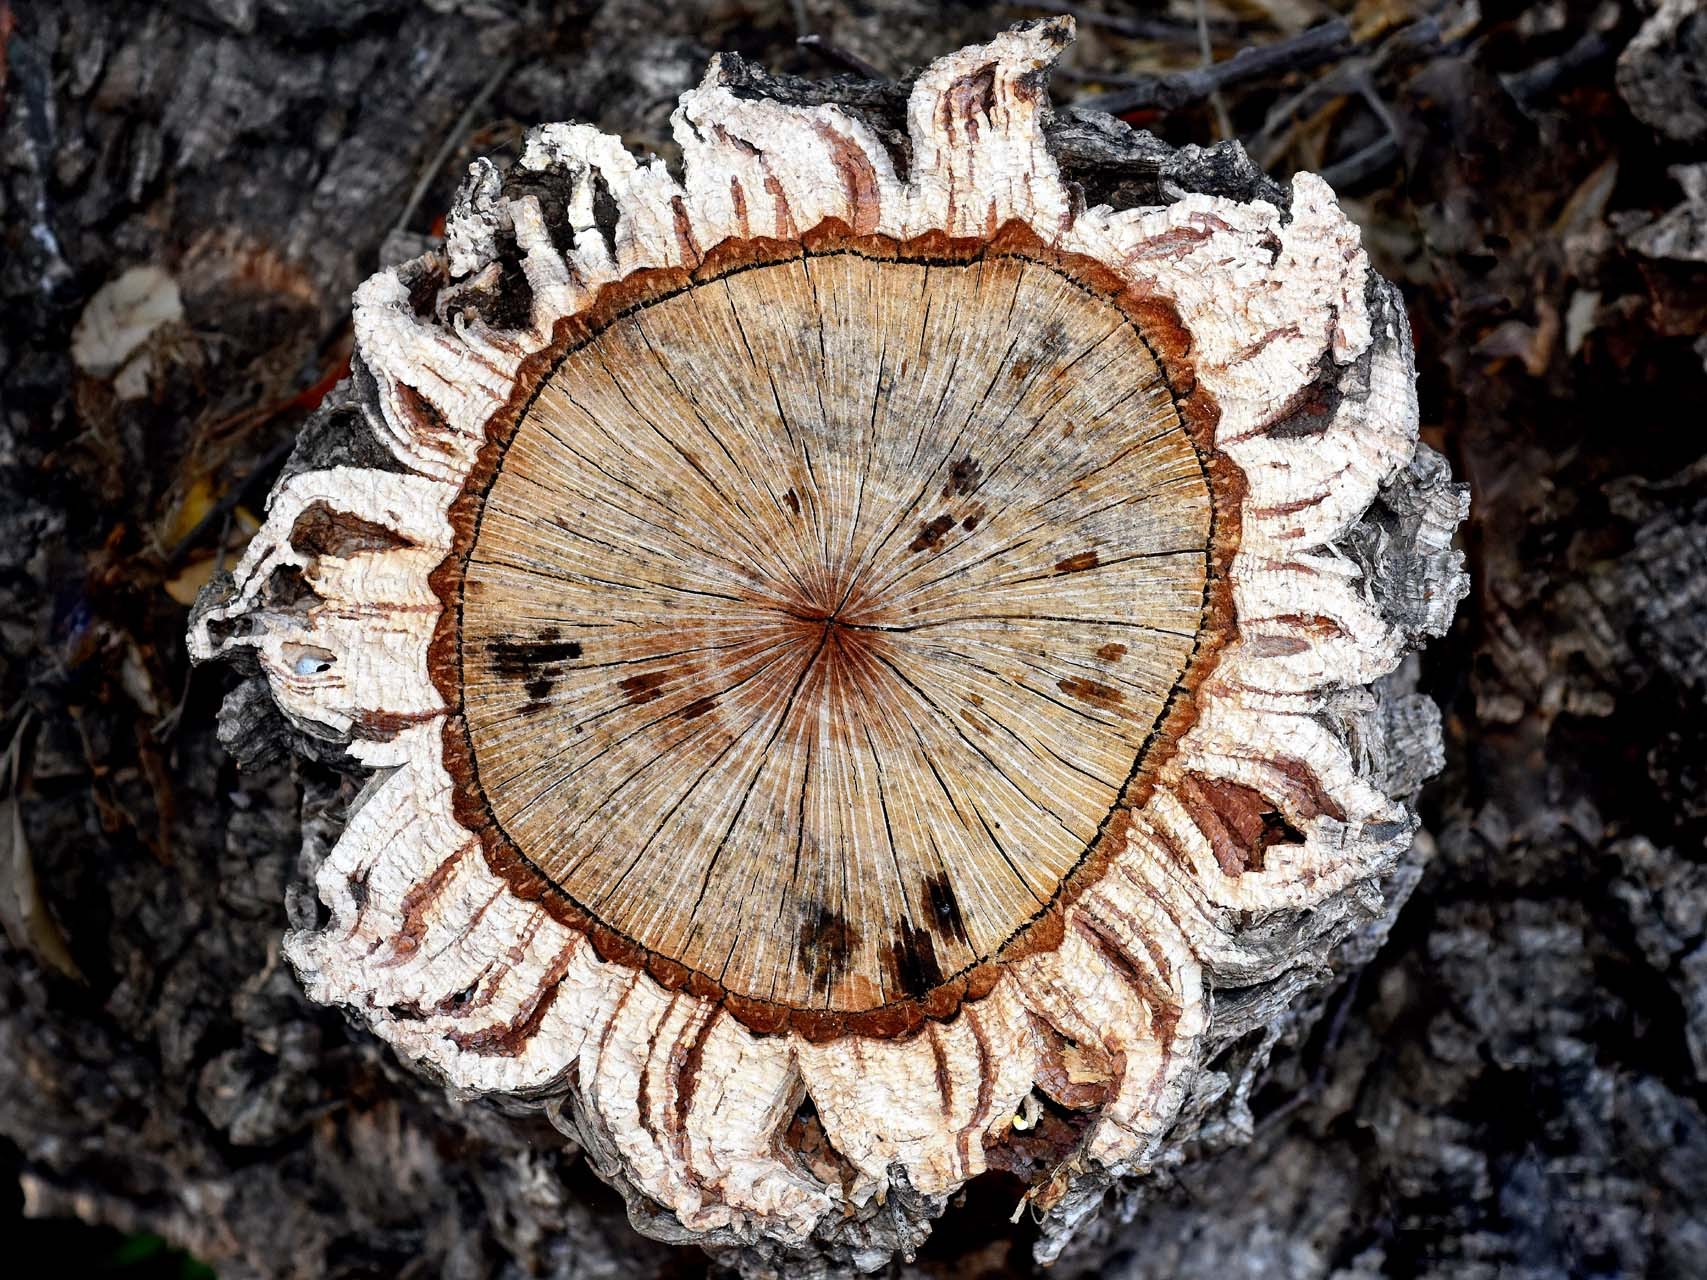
1252, 970, 1365, 1137
1, 706, 35, 789
1314, 969, 1363, 1083
391, 54, 518, 239
1318, 135, 1401, 189
164, 321, 351, 570
1500, 26, 1617, 108
0, 4, 16, 117
163, 435, 294, 570
1252, 19, 1443, 171
154, 509, 234, 745
1319, 71, 1405, 189
1011, 0, 1230, 44
796, 34, 884, 81
1073, 18, 1352, 116
1196, 0, 1233, 140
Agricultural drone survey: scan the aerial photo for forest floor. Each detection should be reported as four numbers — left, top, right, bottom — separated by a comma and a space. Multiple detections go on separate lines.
4, 1, 1707, 1277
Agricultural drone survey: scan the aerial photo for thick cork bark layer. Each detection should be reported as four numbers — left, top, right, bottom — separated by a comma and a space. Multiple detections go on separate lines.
188, 17, 1468, 1267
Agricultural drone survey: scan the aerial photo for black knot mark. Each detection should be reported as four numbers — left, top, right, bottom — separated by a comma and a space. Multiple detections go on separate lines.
1058, 676, 1124, 708
487, 627, 583, 708
1054, 550, 1099, 573
618, 670, 670, 705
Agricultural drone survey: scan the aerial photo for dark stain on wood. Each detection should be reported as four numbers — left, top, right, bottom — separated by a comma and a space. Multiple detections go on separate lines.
679, 695, 717, 720
393, 382, 448, 440
353, 708, 440, 738
984, 1092, 1098, 1181
910, 512, 958, 552
263, 564, 318, 612
944, 454, 983, 497
1058, 676, 1125, 707
618, 670, 670, 704
1267, 755, 1347, 823
1096, 642, 1127, 662
1246, 634, 1311, 657
395, 843, 468, 954
783, 487, 802, 516
1127, 220, 1221, 262
1054, 550, 1099, 573
1029, 319, 1070, 368
887, 917, 945, 998
1260, 809, 1305, 849
289, 500, 411, 560
940, 62, 997, 147
672, 1009, 717, 1132
487, 627, 583, 704
448, 973, 567, 1055
434, 978, 480, 1014
924, 873, 969, 947
1181, 774, 1309, 875
1263, 347, 1349, 439
1269, 612, 1349, 639
815, 122, 882, 234
800, 902, 859, 996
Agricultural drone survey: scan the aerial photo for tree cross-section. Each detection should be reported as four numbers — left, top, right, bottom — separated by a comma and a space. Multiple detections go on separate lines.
188, 17, 1468, 1269
439, 227, 1234, 1036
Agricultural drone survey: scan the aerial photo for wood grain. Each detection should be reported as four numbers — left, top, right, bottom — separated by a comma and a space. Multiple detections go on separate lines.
455, 244, 1216, 1014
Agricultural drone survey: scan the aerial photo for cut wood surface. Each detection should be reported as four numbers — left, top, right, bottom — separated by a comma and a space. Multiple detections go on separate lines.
452, 238, 1219, 1023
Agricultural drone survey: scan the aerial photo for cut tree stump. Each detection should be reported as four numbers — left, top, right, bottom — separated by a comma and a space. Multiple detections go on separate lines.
187, 20, 1466, 1273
